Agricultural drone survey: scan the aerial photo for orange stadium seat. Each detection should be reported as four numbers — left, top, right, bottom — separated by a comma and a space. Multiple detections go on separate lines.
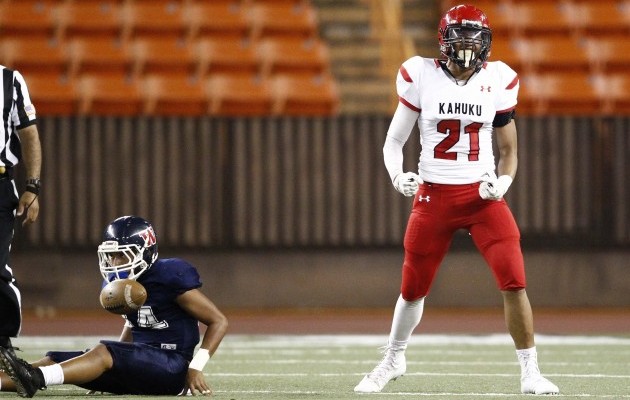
593, 73, 630, 114
0, 1, 56, 39
572, 2, 630, 36
143, 74, 208, 115
257, 37, 331, 77
62, 0, 127, 3
131, 38, 198, 78
518, 72, 600, 115
26, 73, 78, 115
248, 3, 319, 40
488, 37, 522, 72
122, 2, 188, 40
54, 2, 123, 41
206, 73, 274, 116
584, 37, 630, 74
509, 2, 577, 37
185, 3, 250, 41
1, 38, 68, 77
248, 0, 311, 3
271, 74, 340, 115
514, 37, 590, 73
67, 37, 132, 78
196, 37, 260, 76
180, 0, 239, 4
78, 74, 143, 115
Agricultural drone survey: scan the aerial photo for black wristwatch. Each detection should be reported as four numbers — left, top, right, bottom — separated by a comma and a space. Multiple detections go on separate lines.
25, 178, 40, 195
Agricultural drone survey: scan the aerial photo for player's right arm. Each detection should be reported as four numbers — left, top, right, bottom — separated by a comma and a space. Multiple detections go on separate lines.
384, 99, 421, 197
118, 324, 133, 342
383, 58, 424, 197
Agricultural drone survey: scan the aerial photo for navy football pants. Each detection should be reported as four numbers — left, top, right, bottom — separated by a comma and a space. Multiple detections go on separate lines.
46, 341, 190, 395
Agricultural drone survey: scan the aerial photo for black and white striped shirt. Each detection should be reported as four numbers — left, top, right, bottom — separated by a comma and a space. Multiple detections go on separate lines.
0, 66, 37, 168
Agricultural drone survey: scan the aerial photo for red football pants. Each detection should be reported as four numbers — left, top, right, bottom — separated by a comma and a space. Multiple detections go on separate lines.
401, 182, 526, 301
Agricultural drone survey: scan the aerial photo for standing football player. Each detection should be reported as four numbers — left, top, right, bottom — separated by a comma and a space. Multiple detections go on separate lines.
354, 4, 559, 396
0, 216, 228, 397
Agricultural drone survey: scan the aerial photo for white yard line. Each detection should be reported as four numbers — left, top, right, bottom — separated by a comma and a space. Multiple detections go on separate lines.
13, 334, 630, 349
213, 390, 630, 398
220, 334, 630, 347
211, 371, 630, 379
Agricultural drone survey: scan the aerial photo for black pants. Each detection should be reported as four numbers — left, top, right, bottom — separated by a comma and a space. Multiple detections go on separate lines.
0, 178, 21, 338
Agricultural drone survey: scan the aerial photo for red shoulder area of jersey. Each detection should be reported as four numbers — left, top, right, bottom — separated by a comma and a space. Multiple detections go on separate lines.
505, 75, 519, 90
399, 97, 421, 113
400, 66, 413, 83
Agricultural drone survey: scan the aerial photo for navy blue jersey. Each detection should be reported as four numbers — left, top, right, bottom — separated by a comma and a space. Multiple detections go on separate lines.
125, 258, 202, 360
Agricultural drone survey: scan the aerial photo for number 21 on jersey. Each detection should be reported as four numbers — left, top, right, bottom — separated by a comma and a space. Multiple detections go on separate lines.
434, 119, 482, 161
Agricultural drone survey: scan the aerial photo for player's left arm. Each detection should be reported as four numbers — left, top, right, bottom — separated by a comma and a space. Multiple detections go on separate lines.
480, 117, 518, 200
495, 119, 518, 180
481, 61, 520, 198
176, 288, 229, 396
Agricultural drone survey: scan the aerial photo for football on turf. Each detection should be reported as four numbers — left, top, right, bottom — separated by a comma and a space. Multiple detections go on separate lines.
99, 279, 147, 315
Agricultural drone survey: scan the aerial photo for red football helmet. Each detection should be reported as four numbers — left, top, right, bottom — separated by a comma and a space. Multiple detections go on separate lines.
438, 5, 492, 69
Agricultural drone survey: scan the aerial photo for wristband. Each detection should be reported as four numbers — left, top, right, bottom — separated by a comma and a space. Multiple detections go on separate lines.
496, 175, 513, 193
189, 348, 210, 371
25, 185, 39, 195
25, 178, 40, 195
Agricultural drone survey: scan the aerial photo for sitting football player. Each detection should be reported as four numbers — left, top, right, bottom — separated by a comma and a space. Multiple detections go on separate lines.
0, 216, 228, 397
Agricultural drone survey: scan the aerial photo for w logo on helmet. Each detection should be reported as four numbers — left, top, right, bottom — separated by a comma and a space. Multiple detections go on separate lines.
139, 227, 157, 247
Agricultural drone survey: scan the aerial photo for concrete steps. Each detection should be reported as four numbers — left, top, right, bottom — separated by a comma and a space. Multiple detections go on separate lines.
313, 0, 440, 114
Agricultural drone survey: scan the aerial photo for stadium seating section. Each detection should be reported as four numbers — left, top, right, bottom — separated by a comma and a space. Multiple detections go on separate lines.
1, 0, 628, 115
0, 0, 339, 116
442, 0, 630, 115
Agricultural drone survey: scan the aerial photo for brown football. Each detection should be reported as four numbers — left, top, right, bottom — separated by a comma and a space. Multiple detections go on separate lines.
99, 279, 147, 315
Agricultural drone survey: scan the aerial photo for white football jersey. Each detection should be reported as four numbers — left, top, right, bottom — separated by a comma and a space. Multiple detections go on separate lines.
397, 57, 519, 184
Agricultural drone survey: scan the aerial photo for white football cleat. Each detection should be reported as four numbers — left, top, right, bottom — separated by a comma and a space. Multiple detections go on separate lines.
521, 374, 559, 395
354, 346, 406, 393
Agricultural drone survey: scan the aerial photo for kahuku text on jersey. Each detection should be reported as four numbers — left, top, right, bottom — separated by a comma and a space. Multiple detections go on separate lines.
439, 102, 482, 116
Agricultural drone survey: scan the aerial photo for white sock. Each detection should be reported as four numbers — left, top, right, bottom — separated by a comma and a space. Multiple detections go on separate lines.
516, 347, 540, 377
39, 364, 64, 386
388, 294, 425, 349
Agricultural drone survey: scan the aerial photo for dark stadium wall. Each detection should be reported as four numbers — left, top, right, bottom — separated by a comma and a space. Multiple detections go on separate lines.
12, 248, 630, 310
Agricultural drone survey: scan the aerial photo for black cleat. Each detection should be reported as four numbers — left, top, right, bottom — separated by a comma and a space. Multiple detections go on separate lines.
0, 346, 45, 398
0, 336, 19, 359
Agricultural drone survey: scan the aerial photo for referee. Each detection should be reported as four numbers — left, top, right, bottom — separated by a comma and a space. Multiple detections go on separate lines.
0, 66, 42, 354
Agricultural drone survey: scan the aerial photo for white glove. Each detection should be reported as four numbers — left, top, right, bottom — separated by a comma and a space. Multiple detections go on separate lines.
479, 173, 513, 200
393, 172, 421, 197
